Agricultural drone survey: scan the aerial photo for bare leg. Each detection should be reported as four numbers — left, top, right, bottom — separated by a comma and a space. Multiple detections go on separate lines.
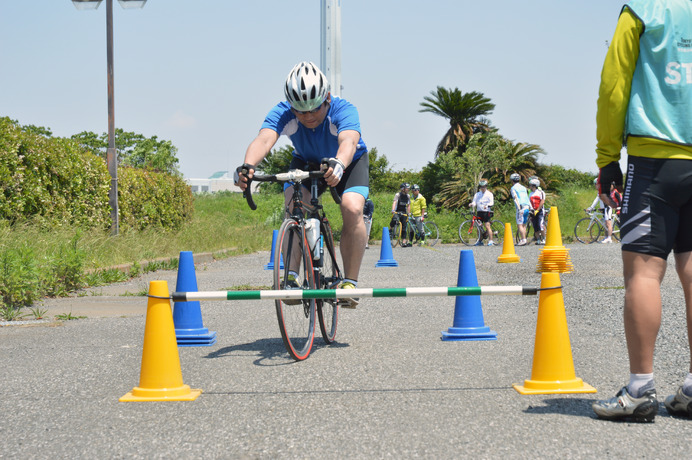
518, 222, 527, 241
622, 251, 667, 374
485, 221, 494, 243
339, 192, 367, 281
673, 251, 692, 373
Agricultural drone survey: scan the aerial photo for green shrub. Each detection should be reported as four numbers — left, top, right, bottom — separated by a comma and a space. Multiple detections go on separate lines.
118, 167, 193, 231
0, 117, 111, 228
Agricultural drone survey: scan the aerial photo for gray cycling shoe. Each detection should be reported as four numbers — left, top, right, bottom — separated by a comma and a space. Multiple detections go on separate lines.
664, 386, 692, 418
592, 386, 658, 422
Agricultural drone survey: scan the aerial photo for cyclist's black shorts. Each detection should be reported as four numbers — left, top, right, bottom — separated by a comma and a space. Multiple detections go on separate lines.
477, 211, 493, 223
620, 155, 692, 258
287, 153, 369, 199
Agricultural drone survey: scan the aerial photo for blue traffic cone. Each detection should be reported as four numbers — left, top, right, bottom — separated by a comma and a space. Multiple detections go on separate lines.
172, 251, 217, 347
441, 250, 497, 341
264, 229, 284, 270
376, 227, 398, 267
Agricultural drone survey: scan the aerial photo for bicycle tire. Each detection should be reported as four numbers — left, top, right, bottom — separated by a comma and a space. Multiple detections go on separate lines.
611, 219, 621, 242
515, 220, 532, 244
458, 220, 479, 245
422, 221, 440, 246
489, 220, 504, 245
390, 222, 401, 248
274, 218, 316, 361
317, 219, 340, 344
574, 217, 598, 244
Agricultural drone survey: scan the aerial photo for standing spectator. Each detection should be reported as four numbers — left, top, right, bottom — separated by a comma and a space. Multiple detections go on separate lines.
469, 179, 495, 246
592, 0, 692, 422
528, 178, 546, 245
510, 173, 531, 246
410, 184, 428, 244
363, 197, 374, 249
390, 183, 411, 247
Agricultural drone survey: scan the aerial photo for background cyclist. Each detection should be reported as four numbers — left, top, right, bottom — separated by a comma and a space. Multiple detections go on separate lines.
390, 183, 411, 247
588, 177, 617, 244
363, 197, 374, 249
469, 179, 495, 246
510, 173, 531, 246
528, 178, 546, 245
410, 184, 428, 244
234, 61, 368, 301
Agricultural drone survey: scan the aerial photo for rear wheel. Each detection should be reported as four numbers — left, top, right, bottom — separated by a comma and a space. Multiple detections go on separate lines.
458, 220, 479, 246
317, 219, 340, 344
574, 217, 598, 244
274, 219, 316, 361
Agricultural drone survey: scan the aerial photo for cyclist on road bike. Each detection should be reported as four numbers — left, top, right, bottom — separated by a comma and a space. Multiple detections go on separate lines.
588, 178, 617, 243
510, 173, 531, 246
410, 184, 428, 244
528, 178, 546, 245
234, 61, 368, 306
469, 179, 496, 246
390, 183, 411, 247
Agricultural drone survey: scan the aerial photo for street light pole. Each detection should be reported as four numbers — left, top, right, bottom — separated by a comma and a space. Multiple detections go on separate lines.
106, 0, 118, 235
72, 0, 147, 235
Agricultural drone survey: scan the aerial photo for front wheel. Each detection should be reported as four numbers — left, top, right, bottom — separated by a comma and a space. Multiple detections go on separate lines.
611, 219, 621, 242
390, 221, 401, 248
458, 220, 479, 246
574, 217, 598, 244
489, 220, 505, 245
317, 219, 340, 344
421, 221, 440, 246
274, 219, 316, 361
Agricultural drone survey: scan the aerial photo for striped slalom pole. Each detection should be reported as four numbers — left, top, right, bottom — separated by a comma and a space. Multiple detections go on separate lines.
170, 285, 541, 302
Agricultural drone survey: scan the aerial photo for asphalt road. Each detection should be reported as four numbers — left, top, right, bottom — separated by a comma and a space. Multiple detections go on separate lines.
1, 241, 690, 458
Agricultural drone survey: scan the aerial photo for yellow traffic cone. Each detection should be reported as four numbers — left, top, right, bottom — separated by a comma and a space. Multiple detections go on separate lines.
120, 280, 202, 402
536, 207, 573, 273
513, 272, 596, 394
497, 222, 520, 263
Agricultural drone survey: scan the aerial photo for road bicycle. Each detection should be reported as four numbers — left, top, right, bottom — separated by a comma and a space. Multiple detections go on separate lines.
514, 206, 551, 245
457, 210, 504, 246
573, 208, 621, 244
389, 212, 440, 247
243, 161, 343, 361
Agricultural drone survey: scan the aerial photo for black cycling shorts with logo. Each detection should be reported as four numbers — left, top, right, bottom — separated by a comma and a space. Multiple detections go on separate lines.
620, 155, 692, 258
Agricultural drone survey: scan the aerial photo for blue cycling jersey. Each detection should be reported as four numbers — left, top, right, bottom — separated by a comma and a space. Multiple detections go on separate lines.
261, 97, 368, 164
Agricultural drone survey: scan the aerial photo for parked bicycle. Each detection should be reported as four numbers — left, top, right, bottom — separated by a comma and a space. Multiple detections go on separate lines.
389, 212, 440, 247
243, 160, 343, 361
458, 210, 504, 246
573, 208, 621, 244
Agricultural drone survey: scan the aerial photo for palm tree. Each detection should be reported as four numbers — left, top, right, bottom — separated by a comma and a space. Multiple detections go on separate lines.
419, 86, 495, 157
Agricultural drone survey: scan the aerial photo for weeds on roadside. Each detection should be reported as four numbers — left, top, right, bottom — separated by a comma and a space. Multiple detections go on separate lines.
0, 304, 25, 321
54, 312, 86, 321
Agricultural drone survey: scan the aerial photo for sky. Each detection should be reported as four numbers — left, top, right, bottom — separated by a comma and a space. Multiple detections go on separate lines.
1, 1, 628, 179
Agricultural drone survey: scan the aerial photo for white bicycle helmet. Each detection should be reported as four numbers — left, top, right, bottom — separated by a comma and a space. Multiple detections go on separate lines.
284, 61, 330, 112
478, 179, 488, 187
529, 178, 540, 187
510, 173, 521, 182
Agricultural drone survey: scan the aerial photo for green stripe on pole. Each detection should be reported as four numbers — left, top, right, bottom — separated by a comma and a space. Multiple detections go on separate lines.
227, 291, 262, 300
373, 288, 407, 297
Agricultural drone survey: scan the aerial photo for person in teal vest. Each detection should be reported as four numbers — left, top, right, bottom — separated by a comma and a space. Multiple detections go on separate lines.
592, 0, 692, 422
